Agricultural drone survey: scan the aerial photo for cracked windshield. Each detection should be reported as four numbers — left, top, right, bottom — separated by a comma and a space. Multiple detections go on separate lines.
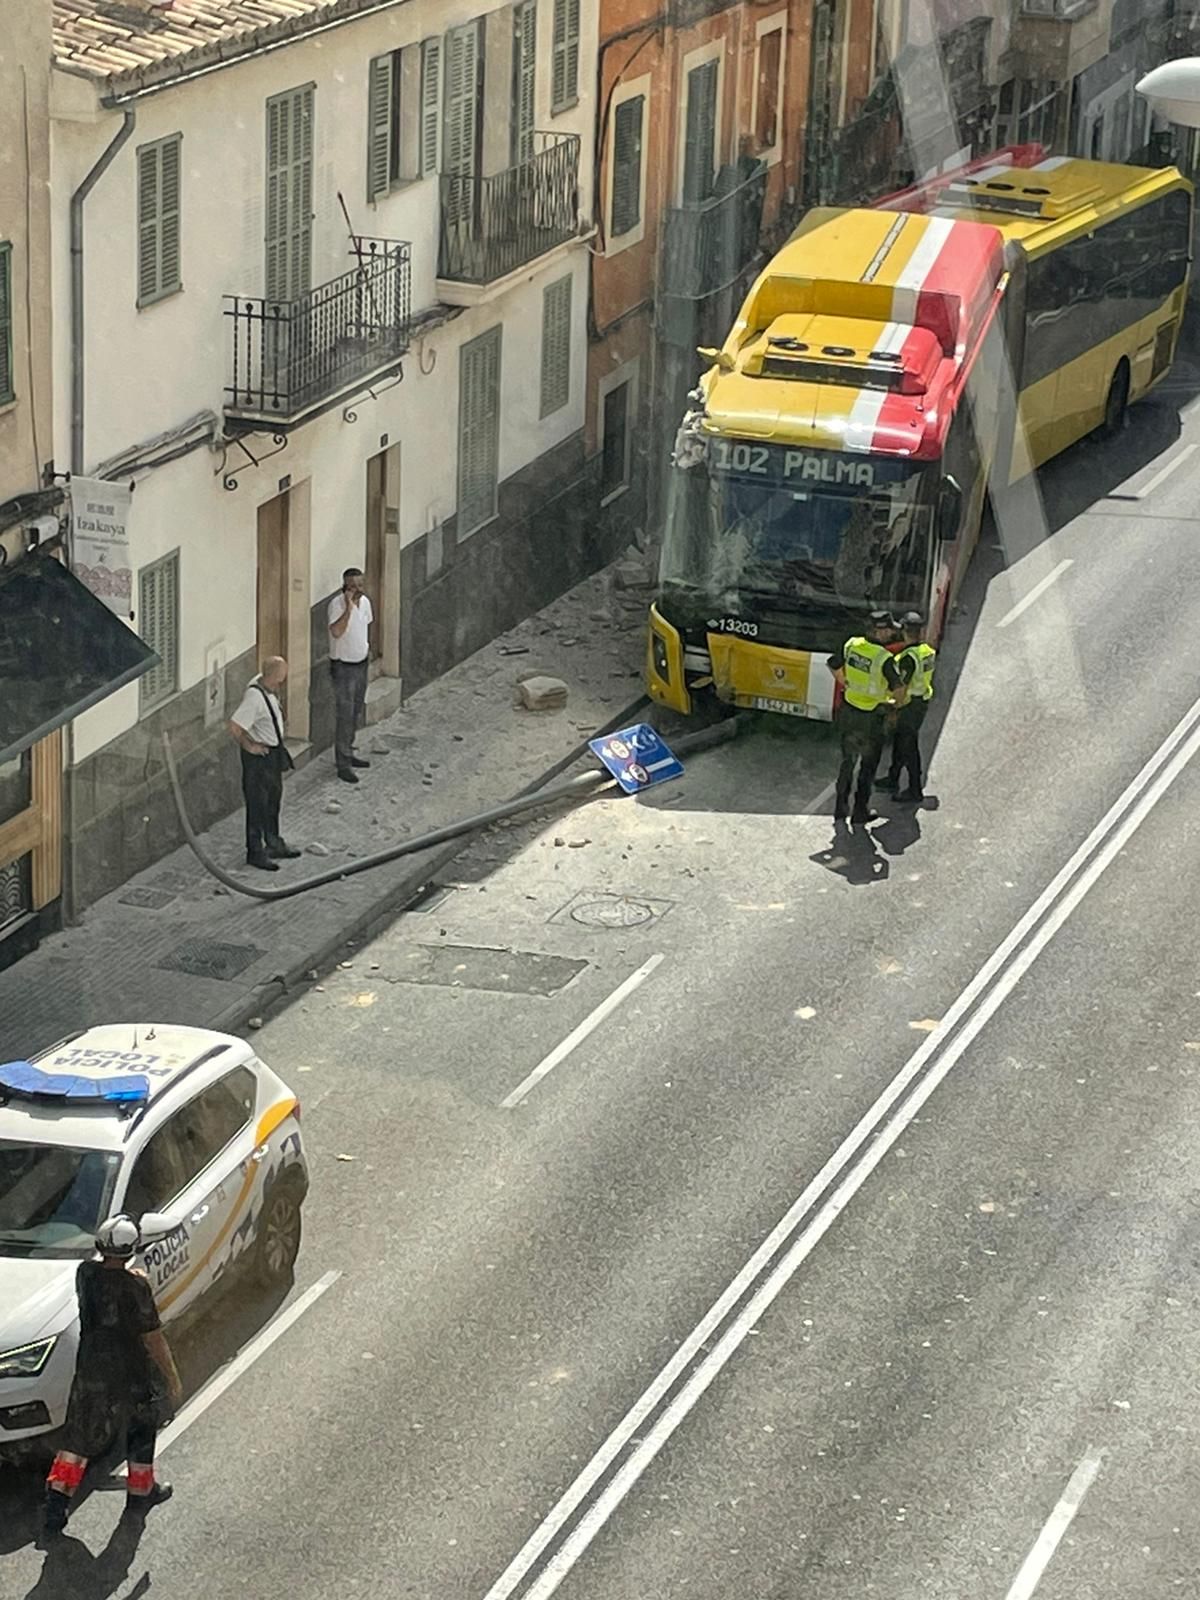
3, 0, 1200, 1594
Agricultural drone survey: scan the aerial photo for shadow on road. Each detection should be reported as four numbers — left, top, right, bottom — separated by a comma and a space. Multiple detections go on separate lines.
21, 1518, 148, 1600
0, 1269, 292, 1559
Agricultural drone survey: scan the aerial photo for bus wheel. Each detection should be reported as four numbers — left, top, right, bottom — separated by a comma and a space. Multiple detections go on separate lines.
1100, 361, 1130, 438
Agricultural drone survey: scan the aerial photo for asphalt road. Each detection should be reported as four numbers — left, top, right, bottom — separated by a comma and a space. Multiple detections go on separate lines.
4, 384, 1200, 1600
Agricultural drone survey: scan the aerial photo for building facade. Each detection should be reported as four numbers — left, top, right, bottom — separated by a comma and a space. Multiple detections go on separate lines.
0, 0, 66, 970
47, 0, 602, 911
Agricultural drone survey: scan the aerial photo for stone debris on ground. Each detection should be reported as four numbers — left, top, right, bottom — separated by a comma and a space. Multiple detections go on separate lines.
0, 558, 651, 1056
518, 676, 570, 712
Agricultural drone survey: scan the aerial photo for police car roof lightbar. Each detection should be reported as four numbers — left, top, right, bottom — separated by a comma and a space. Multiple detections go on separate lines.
0, 1060, 151, 1109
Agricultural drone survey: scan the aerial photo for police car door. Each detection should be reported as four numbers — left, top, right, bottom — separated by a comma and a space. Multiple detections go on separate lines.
152, 1069, 262, 1316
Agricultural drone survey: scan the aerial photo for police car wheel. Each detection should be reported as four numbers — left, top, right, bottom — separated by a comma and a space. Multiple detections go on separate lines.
252, 1183, 303, 1287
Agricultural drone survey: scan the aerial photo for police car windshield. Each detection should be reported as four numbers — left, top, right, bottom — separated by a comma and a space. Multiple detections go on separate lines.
0, 1139, 121, 1259
661, 458, 936, 615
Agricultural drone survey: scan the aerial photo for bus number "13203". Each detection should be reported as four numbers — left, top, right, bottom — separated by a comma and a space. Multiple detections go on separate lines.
708, 617, 759, 637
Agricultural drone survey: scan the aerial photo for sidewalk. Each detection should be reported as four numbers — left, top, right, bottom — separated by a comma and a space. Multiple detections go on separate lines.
0, 557, 653, 1057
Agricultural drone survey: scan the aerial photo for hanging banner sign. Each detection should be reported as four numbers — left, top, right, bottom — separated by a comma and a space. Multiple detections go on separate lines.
69, 476, 133, 618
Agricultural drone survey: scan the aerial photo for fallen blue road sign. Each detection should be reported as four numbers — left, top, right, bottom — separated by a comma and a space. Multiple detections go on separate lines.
588, 723, 685, 795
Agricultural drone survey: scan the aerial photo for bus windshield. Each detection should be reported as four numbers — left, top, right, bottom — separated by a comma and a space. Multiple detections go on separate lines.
661, 455, 938, 625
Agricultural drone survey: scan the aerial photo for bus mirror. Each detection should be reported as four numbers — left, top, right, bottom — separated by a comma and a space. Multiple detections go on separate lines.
697, 347, 735, 372
938, 476, 963, 541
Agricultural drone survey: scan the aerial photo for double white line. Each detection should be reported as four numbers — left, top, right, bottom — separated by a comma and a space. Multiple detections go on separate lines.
485, 690, 1200, 1600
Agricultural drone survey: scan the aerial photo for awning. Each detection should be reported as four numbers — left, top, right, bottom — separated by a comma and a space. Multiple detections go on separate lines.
0, 554, 159, 765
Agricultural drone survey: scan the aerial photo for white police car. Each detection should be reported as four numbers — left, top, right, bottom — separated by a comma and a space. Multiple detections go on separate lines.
0, 1024, 308, 1457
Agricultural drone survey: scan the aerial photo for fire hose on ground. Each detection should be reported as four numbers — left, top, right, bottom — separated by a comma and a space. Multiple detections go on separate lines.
161, 715, 744, 904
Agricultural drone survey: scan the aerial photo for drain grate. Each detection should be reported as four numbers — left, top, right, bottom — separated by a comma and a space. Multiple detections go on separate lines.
118, 887, 177, 910
550, 890, 674, 929
391, 944, 586, 996
156, 938, 264, 982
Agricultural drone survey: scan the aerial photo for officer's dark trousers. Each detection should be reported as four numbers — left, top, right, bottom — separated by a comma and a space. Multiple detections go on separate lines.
241, 746, 283, 857
888, 700, 928, 794
835, 704, 885, 817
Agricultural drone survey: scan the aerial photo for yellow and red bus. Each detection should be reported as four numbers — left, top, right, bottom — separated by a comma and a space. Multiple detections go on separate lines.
647, 151, 1193, 720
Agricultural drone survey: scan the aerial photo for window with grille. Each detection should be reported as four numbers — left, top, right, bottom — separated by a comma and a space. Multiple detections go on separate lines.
611, 96, 645, 239
368, 43, 437, 200
136, 135, 182, 307
755, 28, 784, 154
0, 242, 12, 404
458, 327, 502, 537
138, 551, 180, 712
552, 0, 580, 113
540, 274, 572, 418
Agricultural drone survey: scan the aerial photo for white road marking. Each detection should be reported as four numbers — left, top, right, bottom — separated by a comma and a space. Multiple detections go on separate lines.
500, 954, 665, 1109
1130, 441, 1198, 499
996, 559, 1073, 629
119, 1270, 341, 1474
807, 780, 835, 813
1004, 1447, 1105, 1600
485, 688, 1200, 1600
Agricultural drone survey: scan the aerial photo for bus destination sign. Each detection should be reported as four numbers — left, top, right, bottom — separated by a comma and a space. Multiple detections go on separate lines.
705, 436, 914, 488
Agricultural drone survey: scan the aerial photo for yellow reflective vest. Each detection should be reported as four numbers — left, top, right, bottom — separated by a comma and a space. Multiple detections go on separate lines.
841, 637, 893, 711
898, 641, 936, 701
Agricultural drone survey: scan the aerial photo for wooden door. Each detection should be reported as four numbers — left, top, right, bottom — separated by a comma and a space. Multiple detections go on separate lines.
256, 493, 289, 685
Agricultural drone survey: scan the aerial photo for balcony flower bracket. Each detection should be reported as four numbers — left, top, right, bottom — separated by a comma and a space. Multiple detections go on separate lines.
342, 362, 405, 425
216, 431, 289, 492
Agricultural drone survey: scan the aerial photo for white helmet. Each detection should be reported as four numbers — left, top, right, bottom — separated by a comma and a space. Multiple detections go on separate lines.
95, 1214, 141, 1259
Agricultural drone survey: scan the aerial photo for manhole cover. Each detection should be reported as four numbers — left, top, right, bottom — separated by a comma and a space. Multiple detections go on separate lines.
149, 869, 203, 892
156, 939, 263, 982
550, 890, 674, 929
118, 887, 177, 910
390, 944, 586, 996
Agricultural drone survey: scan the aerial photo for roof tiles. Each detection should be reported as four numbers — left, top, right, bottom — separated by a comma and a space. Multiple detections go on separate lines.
52, 0, 378, 88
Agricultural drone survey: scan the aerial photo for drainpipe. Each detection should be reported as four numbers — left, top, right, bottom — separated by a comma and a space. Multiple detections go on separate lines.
70, 108, 135, 473
63, 107, 134, 927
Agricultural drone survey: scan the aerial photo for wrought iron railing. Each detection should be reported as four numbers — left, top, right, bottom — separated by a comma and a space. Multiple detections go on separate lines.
439, 132, 580, 285
1020, 0, 1096, 16
660, 160, 768, 301
225, 238, 412, 420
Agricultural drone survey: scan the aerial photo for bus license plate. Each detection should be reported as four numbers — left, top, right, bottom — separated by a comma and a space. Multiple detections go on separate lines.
753, 696, 808, 717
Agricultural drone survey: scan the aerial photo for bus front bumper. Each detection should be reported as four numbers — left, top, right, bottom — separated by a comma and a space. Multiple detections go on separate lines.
647, 607, 836, 722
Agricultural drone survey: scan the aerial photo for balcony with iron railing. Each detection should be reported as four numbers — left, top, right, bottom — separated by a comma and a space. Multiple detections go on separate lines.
1019, 0, 1096, 14
225, 237, 412, 426
438, 132, 581, 296
660, 159, 769, 304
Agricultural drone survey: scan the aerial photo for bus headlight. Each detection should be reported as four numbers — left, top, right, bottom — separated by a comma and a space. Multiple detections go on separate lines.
652, 632, 670, 681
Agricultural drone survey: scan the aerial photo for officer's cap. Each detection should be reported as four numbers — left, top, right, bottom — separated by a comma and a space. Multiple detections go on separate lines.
868, 609, 895, 626
901, 610, 924, 629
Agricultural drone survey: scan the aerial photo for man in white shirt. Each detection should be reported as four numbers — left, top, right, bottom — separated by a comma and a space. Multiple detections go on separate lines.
327, 566, 374, 784
227, 656, 300, 871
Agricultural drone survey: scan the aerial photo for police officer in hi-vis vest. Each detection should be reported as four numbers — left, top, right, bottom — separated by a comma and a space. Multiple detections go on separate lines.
878, 610, 936, 803
827, 610, 905, 825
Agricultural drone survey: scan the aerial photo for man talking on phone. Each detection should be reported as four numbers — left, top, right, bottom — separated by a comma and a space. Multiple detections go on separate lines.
328, 566, 374, 784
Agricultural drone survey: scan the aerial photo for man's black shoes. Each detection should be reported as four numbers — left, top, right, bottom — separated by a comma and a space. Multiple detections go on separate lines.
337, 768, 359, 784
246, 852, 279, 872
266, 838, 301, 859
349, 756, 371, 769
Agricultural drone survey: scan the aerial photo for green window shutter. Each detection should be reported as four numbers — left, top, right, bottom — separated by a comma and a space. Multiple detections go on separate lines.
159, 135, 182, 293
137, 135, 182, 305
443, 22, 479, 179
458, 326, 502, 536
421, 38, 441, 175
0, 243, 12, 404
611, 96, 643, 237
552, 0, 579, 110
683, 59, 719, 204
367, 53, 394, 201
512, 0, 537, 167
138, 551, 180, 712
539, 274, 571, 418
266, 85, 315, 304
